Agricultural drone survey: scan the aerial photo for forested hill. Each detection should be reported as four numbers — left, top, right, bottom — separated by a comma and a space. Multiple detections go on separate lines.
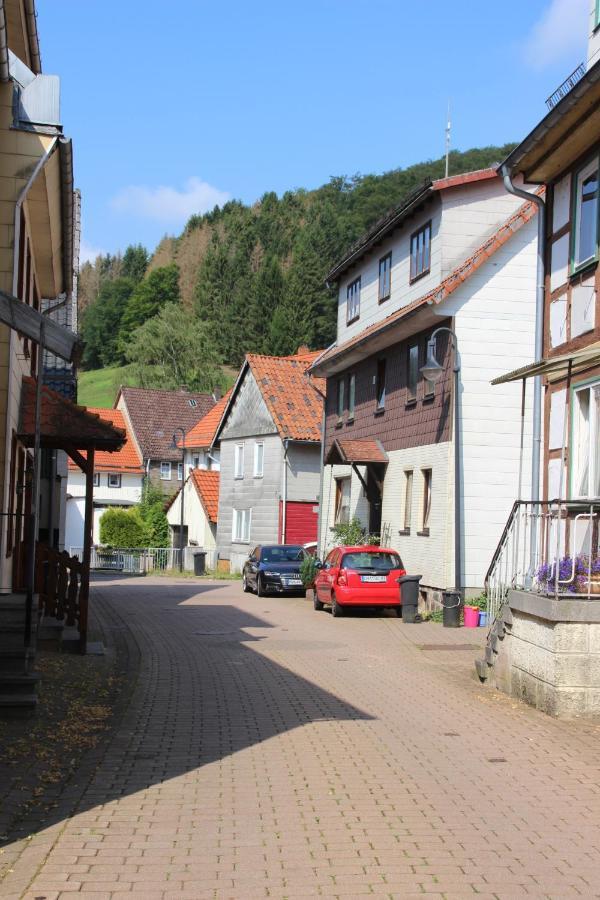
79, 144, 516, 390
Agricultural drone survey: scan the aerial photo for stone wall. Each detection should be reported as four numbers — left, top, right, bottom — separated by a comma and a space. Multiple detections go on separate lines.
491, 591, 600, 718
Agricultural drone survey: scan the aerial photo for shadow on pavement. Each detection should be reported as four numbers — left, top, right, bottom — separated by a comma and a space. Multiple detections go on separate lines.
0, 577, 373, 845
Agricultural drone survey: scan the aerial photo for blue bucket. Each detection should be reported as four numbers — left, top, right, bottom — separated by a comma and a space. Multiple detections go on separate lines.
479, 611, 488, 627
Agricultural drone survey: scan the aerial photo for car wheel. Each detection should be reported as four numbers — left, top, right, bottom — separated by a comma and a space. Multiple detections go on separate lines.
242, 573, 253, 593
257, 575, 267, 597
331, 595, 344, 618
313, 593, 324, 611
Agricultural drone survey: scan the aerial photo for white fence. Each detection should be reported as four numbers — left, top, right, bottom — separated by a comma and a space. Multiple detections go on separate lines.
69, 546, 217, 575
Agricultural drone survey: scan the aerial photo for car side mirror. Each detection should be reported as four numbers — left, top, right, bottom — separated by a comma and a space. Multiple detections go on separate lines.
315, 560, 323, 570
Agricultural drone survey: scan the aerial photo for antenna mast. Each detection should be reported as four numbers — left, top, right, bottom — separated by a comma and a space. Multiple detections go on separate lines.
445, 102, 451, 178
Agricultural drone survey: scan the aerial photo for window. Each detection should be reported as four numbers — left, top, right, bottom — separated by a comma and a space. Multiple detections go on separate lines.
192, 455, 200, 468
232, 508, 251, 543
188, 398, 197, 407
410, 221, 431, 282
347, 277, 361, 323
571, 381, 600, 499
403, 470, 413, 531
423, 340, 435, 397
253, 442, 264, 477
348, 374, 356, 420
160, 462, 171, 480
337, 378, 345, 420
376, 359, 386, 410
407, 344, 419, 401
93, 472, 100, 487
421, 469, 432, 533
378, 252, 392, 302
334, 477, 351, 524
177, 463, 183, 481
572, 158, 599, 271
108, 473, 121, 488
234, 443, 244, 479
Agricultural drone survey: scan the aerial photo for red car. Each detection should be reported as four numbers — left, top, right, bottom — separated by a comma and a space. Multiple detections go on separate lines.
313, 545, 406, 617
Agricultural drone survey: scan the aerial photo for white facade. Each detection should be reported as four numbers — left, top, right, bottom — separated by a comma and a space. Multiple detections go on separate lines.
167, 478, 216, 567
65, 469, 143, 550
183, 447, 220, 472
588, 0, 600, 69
319, 175, 539, 597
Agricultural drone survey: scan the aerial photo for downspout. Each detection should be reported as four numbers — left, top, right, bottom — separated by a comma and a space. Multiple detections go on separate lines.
23, 0, 41, 74
0, 2, 9, 83
0, 136, 58, 587
282, 438, 289, 543
316, 404, 326, 558
499, 166, 545, 506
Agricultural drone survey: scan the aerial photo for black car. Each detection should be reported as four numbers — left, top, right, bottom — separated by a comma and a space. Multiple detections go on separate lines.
242, 544, 307, 597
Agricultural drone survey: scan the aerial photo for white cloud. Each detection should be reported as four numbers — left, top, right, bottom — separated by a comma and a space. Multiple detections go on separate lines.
522, 0, 588, 70
110, 176, 231, 226
79, 237, 106, 264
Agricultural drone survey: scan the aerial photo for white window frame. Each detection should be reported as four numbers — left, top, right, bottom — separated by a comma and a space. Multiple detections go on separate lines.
572, 156, 599, 273
421, 468, 432, 533
348, 373, 356, 420
403, 470, 413, 531
93, 472, 100, 487
232, 508, 251, 543
571, 379, 600, 499
335, 477, 351, 525
107, 473, 121, 488
177, 462, 183, 481
346, 277, 361, 324
253, 442, 264, 478
192, 455, 201, 469
234, 443, 244, 479
160, 462, 172, 480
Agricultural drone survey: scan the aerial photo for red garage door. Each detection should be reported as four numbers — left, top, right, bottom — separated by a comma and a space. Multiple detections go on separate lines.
281, 501, 318, 544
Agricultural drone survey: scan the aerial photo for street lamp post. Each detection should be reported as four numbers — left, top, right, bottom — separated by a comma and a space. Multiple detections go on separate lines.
420, 327, 462, 597
171, 427, 186, 572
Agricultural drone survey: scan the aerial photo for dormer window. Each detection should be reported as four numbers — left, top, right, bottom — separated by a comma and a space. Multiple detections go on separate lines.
347, 277, 361, 324
410, 221, 431, 282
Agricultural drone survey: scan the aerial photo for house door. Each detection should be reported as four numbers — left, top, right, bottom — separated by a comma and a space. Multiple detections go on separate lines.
367, 467, 383, 537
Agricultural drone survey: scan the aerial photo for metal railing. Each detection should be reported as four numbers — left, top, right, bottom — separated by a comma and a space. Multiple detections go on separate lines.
485, 500, 600, 625
546, 63, 586, 110
69, 547, 182, 575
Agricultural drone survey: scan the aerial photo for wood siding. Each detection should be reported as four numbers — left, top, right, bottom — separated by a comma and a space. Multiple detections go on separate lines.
323, 321, 453, 459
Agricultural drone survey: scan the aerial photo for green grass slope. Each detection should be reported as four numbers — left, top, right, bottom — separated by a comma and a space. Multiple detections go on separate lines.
77, 366, 135, 408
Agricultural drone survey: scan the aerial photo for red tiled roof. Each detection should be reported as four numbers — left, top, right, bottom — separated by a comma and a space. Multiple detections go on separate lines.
325, 439, 388, 465
67, 408, 144, 473
311, 191, 544, 377
431, 168, 498, 191
19, 378, 125, 451
190, 469, 219, 523
118, 386, 215, 461
245, 351, 326, 442
184, 390, 232, 449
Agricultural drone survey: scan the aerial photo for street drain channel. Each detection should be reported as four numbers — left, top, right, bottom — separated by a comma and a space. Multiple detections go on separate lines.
487, 758, 507, 763
419, 644, 476, 651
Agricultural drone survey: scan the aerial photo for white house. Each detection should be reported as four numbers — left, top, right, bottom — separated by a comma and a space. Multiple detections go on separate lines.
182, 390, 231, 473
65, 407, 144, 550
167, 468, 219, 568
310, 168, 539, 604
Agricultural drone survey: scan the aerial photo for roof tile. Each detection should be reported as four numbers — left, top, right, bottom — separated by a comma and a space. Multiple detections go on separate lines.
67, 408, 143, 473
190, 469, 219, 523
119, 386, 215, 461
246, 351, 325, 442
184, 389, 232, 449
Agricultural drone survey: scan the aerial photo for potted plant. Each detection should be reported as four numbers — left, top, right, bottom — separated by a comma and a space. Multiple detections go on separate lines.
536, 555, 600, 595
300, 554, 320, 599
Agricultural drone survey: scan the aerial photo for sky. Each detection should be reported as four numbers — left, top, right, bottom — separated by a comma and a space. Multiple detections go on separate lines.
36, 0, 589, 262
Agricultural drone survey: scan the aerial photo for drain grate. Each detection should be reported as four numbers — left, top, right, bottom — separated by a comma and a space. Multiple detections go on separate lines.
443, 732, 460, 737
419, 643, 476, 651
487, 757, 507, 763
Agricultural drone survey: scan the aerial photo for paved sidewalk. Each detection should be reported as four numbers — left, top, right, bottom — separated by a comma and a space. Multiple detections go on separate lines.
2, 576, 600, 899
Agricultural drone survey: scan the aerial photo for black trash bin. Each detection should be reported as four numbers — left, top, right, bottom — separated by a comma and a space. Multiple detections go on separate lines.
397, 574, 422, 623
193, 551, 207, 576
442, 590, 462, 628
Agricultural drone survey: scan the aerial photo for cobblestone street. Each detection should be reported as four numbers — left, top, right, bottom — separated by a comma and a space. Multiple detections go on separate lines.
3, 575, 600, 899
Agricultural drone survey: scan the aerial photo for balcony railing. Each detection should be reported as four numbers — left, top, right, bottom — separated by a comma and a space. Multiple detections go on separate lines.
485, 500, 600, 625
546, 63, 586, 110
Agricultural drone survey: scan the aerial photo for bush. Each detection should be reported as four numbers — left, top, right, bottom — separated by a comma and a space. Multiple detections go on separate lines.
138, 480, 170, 548
331, 517, 379, 547
99, 507, 147, 548
300, 554, 319, 588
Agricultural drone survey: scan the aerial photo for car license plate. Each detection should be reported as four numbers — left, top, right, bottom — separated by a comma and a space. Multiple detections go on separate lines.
361, 575, 387, 583
285, 578, 302, 586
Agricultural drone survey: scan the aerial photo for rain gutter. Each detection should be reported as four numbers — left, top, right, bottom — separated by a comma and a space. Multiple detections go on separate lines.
0, 2, 8, 82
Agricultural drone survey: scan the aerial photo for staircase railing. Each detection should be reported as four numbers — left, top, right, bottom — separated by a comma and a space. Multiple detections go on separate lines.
485, 500, 600, 625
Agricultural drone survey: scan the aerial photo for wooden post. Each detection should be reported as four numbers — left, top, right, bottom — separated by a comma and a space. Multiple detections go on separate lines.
79, 448, 94, 654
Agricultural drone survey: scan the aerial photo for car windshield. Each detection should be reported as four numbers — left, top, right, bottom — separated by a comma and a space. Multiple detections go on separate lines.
341, 551, 403, 571
261, 546, 304, 563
